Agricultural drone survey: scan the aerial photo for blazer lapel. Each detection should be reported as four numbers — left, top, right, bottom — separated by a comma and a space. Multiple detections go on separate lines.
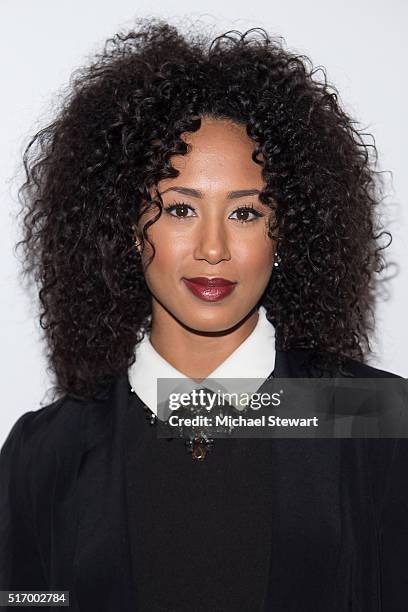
73, 371, 137, 611
254, 349, 343, 607
263, 348, 381, 610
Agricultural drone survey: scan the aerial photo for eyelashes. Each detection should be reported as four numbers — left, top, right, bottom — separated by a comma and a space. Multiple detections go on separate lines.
162, 201, 264, 224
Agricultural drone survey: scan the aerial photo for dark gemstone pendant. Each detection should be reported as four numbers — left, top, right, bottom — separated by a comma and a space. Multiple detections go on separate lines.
192, 440, 207, 461
185, 435, 214, 461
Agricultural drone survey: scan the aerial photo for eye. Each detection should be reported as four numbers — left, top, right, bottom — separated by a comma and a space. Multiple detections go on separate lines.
229, 205, 264, 224
163, 202, 196, 219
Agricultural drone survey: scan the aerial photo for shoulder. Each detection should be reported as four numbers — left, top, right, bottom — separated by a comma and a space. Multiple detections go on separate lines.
339, 356, 404, 379
280, 347, 404, 378
0, 392, 106, 476
0, 400, 71, 482
0, 391, 117, 520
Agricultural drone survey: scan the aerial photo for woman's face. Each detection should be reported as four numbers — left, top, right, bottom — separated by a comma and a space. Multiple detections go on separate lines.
136, 116, 277, 333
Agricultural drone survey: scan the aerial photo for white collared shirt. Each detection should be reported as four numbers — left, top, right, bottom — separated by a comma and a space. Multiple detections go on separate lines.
128, 305, 276, 416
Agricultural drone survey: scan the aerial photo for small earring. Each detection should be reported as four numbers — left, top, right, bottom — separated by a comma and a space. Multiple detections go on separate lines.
274, 252, 281, 267
132, 225, 141, 253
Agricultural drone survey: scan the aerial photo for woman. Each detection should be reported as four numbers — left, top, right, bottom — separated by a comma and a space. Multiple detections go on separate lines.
1, 17, 406, 611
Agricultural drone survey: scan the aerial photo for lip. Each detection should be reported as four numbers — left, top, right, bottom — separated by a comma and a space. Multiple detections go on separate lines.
184, 277, 236, 287
182, 277, 237, 302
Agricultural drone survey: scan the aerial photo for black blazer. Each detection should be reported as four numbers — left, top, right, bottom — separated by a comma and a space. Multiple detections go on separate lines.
0, 349, 406, 611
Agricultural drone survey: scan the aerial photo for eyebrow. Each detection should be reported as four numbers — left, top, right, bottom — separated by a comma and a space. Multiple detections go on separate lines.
159, 186, 261, 199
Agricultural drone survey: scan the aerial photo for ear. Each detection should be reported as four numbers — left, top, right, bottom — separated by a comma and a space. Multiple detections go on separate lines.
131, 224, 142, 254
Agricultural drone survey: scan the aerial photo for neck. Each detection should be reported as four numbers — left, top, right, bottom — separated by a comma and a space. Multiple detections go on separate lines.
148, 301, 259, 380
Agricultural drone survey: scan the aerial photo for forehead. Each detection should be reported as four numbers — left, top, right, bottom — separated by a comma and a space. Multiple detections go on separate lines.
160, 118, 265, 192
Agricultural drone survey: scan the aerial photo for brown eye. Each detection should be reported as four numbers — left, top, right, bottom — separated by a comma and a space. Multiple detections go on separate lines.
236, 209, 251, 222
163, 202, 196, 219
229, 205, 263, 224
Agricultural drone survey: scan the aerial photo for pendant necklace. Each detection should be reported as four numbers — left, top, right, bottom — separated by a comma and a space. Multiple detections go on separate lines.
130, 370, 274, 462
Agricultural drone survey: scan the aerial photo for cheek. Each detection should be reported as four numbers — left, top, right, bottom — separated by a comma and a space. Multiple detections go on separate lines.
236, 243, 275, 279
142, 236, 185, 284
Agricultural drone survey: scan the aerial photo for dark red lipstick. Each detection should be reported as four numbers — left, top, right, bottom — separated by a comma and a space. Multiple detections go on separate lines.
182, 277, 237, 302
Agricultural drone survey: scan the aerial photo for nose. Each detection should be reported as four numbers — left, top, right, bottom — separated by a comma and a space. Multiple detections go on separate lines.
193, 220, 231, 264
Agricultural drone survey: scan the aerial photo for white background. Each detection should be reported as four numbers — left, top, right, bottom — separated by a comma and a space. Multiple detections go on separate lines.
1, 0, 407, 445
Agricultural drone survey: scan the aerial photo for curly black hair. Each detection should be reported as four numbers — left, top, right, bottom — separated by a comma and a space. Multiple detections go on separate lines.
15, 17, 393, 401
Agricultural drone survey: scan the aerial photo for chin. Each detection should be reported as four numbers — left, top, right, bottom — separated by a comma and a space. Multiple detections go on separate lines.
179, 308, 246, 334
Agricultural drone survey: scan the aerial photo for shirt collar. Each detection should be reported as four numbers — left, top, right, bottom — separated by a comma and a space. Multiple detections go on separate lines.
128, 305, 275, 415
